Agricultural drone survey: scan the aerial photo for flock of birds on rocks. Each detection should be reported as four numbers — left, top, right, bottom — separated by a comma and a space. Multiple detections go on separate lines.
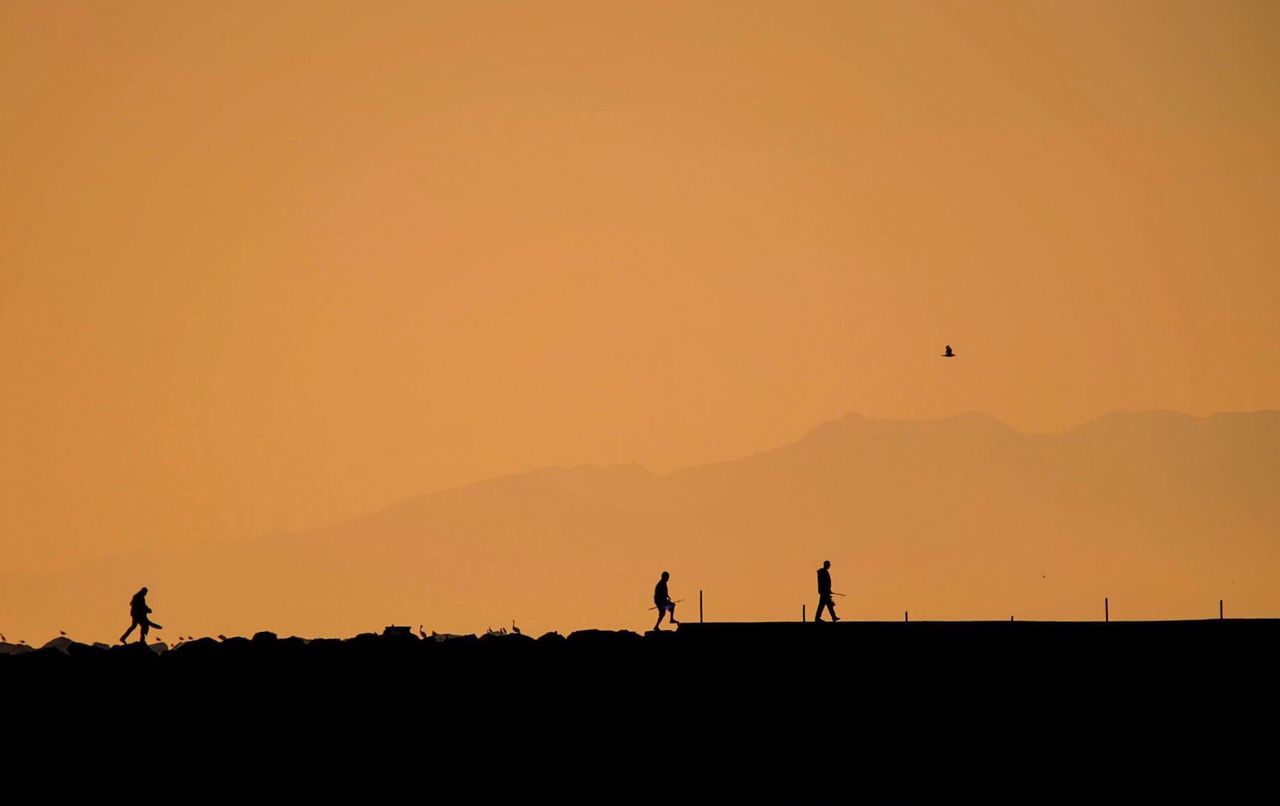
5, 622, 529, 649
416, 620, 521, 642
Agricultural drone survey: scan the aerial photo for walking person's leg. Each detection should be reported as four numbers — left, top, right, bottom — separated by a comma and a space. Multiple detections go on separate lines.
668, 603, 678, 625
654, 606, 665, 631
121, 619, 137, 644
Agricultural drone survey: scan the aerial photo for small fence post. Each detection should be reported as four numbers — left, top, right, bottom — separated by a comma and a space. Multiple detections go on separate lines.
905, 610, 909, 623
1219, 599, 1223, 621
699, 589, 704, 624
802, 604, 806, 623
1105, 597, 1109, 623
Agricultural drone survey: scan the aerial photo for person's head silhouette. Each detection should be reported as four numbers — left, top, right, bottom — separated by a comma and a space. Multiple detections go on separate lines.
140, 587, 148, 595
823, 561, 831, 570
661, 571, 670, 581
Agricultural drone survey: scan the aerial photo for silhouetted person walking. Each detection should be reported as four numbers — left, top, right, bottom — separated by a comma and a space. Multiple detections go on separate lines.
653, 571, 679, 631
815, 561, 839, 622
120, 587, 162, 645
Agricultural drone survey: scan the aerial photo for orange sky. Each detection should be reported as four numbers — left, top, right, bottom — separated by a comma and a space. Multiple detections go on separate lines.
3, 1, 1279, 577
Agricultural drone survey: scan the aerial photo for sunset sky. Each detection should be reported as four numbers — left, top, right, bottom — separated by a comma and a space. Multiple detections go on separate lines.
3, 1, 1279, 593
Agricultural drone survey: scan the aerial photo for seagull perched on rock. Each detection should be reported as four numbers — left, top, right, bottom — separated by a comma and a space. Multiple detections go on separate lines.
942, 345, 956, 358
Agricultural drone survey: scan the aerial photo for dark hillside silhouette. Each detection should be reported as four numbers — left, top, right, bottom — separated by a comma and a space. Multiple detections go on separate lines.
3, 410, 1279, 638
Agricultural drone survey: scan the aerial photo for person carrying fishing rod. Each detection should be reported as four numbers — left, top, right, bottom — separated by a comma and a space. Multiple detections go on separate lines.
652, 570, 681, 631
120, 586, 163, 644
815, 560, 842, 623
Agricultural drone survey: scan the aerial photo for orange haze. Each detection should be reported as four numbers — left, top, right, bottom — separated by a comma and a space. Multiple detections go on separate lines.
2, 2, 1279, 639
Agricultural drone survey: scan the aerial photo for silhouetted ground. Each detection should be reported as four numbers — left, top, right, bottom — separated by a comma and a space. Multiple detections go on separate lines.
4, 620, 1273, 801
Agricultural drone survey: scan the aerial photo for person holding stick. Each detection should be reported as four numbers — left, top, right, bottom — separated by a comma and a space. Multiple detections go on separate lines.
652, 571, 680, 631
120, 587, 163, 645
815, 560, 840, 622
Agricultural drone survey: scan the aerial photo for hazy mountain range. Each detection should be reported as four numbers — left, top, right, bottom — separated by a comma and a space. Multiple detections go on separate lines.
3, 410, 1278, 641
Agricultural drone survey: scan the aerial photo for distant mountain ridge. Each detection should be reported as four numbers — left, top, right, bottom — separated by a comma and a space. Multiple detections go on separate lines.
2, 410, 1278, 641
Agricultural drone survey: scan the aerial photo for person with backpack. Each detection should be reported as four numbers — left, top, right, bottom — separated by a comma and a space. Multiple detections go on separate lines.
120, 587, 162, 645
